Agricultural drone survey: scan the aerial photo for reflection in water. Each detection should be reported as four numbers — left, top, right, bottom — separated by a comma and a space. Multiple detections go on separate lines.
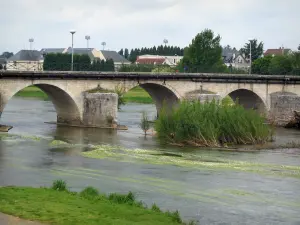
0, 98, 300, 225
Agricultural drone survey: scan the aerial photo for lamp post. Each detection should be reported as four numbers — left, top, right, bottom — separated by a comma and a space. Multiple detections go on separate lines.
70, 30, 76, 71
101, 42, 106, 50
29, 38, 34, 50
163, 39, 168, 46
249, 39, 252, 75
85, 35, 90, 48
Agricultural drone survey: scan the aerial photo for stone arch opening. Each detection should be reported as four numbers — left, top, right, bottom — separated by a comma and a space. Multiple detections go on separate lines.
126, 83, 180, 115
226, 89, 267, 113
1, 84, 82, 125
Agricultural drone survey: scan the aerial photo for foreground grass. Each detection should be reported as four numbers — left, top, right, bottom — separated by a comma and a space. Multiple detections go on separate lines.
0, 183, 193, 225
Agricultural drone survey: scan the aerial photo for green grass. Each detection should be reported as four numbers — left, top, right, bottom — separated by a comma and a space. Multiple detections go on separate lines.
0, 182, 192, 225
155, 100, 273, 147
15, 86, 48, 100
16, 85, 154, 104
123, 87, 153, 104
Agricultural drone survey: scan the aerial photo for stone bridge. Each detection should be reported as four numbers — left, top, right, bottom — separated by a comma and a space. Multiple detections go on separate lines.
1, 71, 300, 127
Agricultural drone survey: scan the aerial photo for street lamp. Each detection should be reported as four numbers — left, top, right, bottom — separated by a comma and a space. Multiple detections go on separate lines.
70, 30, 76, 71
85, 35, 90, 48
249, 39, 252, 75
29, 38, 34, 50
101, 42, 106, 50
163, 39, 168, 46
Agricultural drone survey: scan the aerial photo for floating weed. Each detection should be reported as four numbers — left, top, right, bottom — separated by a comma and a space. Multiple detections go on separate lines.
49, 140, 70, 146
224, 189, 255, 196
19, 135, 41, 141
81, 144, 300, 179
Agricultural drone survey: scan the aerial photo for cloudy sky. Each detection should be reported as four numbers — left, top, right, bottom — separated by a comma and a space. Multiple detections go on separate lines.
1, 0, 299, 53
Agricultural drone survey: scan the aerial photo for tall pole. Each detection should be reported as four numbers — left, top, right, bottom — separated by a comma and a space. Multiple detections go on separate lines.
249, 40, 252, 75
70, 30, 76, 71
85, 35, 90, 48
29, 38, 34, 50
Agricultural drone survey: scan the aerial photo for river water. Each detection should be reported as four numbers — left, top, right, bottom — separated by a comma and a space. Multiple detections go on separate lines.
0, 98, 300, 225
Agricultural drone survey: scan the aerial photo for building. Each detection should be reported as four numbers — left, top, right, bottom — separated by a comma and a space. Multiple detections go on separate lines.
40, 48, 67, 54
264, 47, 292, 57
222, 48, 250, 70
99, 50, 131, 70
6, 50, 43, 71
135, 55, 183, 67
65, 48, 99, 61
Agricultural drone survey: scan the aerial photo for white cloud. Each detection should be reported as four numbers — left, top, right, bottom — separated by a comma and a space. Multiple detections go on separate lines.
1, 0, 299, 53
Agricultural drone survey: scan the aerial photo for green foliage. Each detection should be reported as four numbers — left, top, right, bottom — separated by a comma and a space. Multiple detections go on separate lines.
165, 210, 182, 223
252, 56, 272, 75
151, 66, 176, 73
268, 55, 293, 75
114, 84, 126, 109
51, 180, 67, 191
43, 53, 114, 71
180, 29, 225, 73
240, 39, 264, 61
80, 186, 99, 199
155, 100, 272, 147
139, 111, 151, 136
151, 203, 162, 212
108, 191, 136, 204
0, 51, 13, 59
119, 64, 154, 72
128, 46, 184, 62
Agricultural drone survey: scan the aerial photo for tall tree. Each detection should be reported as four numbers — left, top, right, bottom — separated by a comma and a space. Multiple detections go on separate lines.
118, 49, 124, 56
1, 52, 14, 58
240, 39, 264, 61
180, 29, 225, 72
124, 48, 129, 59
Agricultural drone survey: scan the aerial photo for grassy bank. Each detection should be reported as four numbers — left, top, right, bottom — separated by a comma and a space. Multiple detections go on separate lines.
15, 86, 48, 100
16, 86, 154, 104
0, 180, 194, 225
155, 100, 273, 147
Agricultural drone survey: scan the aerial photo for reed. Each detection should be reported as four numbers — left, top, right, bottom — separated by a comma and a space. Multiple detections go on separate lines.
155, 100, 273, 147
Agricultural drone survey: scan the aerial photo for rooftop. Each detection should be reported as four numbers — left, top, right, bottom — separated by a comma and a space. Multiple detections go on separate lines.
7, 50, 42, 61
101, 50, 130, 63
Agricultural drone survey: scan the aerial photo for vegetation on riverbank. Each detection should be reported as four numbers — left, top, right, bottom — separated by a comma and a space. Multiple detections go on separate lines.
155, 100, 273, 147
16, 86, 154, 104
0, 180, 195, 225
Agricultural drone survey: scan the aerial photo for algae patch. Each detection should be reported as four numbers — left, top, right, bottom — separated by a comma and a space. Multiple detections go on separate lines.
81, 145, 300, 179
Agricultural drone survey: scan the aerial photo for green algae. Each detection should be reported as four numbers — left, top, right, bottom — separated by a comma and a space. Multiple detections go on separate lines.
49, 140, 71, 146
81, 145, 300, 179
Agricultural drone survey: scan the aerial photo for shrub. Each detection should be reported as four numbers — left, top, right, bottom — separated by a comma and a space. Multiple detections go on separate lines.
151, 203, 161, 212
139, 111, 151, 136
108, 191, 136, 204
165, 210, 182, 223
155, 100, 273, 147
80, 187, 99, 199
51, 180, 67, 191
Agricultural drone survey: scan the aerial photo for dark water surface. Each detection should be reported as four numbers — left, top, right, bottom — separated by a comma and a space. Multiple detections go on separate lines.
0, 98, 300, 225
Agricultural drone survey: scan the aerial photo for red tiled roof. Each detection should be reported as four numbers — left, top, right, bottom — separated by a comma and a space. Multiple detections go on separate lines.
264, 48, 290, 56
135, 58, 166, 65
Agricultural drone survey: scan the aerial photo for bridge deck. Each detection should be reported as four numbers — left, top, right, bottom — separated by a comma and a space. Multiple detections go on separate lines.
1, 71, 300, 84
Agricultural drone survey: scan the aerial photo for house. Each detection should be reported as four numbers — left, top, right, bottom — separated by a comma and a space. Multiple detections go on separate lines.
6, 50, 43, 71
99, 50, 131, 70
264, 47, 292, 57
0, 57, 7, 70
135, 55, 183, 67
222, 48, 250, 70
40, 48, 67, 55
65, 48, 100, 61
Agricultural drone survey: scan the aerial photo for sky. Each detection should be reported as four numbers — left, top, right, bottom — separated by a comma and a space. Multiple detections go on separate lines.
1, 0, 299, 53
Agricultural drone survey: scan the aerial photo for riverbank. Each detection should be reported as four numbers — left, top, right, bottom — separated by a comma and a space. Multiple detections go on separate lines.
16, 86, 154, 104
0, 181, 193, 225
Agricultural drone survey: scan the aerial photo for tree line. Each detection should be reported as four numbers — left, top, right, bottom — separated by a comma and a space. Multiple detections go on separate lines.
43, 53, 115, 71
118, 45, 184, 62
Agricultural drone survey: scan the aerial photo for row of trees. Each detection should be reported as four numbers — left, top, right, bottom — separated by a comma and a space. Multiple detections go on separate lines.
0, 52, 14, 59
118, 45, 184, 62
252, 53, 300, 75
43, 53, 115, 71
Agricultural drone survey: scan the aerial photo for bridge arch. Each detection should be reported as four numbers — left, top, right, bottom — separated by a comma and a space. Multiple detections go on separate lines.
224, 88, 267, 113
0, 83, 82, 125
125, 82, 180, 114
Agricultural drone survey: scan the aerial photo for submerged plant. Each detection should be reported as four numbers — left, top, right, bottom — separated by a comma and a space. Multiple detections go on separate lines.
139, 111, 151, 136
155, 100, 273, 147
